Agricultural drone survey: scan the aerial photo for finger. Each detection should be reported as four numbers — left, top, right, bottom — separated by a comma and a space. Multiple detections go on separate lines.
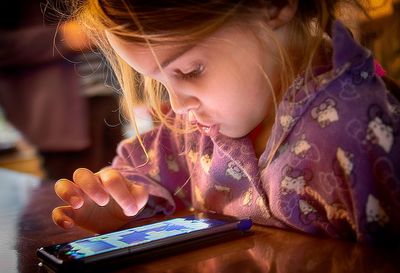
73, 168, 110, 206
98, 169, 141, 216
54, 179, 84, 209
52, 206, 76, 229
127, 182, 149, 214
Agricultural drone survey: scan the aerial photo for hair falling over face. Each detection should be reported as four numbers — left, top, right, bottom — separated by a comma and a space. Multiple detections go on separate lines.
60, 0, 369, 140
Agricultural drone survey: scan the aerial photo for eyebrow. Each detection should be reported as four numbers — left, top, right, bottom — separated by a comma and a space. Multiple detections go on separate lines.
152, 44, 196, 74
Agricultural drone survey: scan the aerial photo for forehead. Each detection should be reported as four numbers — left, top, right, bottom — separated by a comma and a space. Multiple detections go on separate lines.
105, 24, 256, 75
105, 31, 186, 75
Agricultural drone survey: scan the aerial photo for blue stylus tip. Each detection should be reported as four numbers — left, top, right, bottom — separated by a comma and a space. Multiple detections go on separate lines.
237, 219, 253, 231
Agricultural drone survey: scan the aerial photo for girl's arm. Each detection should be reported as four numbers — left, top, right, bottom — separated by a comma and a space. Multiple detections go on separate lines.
111, 121, 191, 219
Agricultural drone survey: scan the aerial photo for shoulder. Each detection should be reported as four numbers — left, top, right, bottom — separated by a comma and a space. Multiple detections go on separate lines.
272, 19, 400, 170
283, 20, 400, 145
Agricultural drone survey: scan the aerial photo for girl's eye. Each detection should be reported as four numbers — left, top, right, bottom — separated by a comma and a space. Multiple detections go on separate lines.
174, 64, 204, 80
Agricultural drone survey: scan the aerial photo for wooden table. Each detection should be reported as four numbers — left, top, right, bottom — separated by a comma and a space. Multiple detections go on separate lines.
0, 140, 44, 178
1, 169, 399, 273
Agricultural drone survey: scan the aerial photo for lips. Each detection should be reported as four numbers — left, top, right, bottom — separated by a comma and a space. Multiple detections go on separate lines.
196, 122, 219, 136
188, 111, 219, 136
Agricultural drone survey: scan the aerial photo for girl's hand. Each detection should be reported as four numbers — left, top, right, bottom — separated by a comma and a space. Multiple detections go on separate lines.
52, 168, 149, 233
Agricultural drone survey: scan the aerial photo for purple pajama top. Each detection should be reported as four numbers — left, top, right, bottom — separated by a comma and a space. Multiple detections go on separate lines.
112, 21, 400, 243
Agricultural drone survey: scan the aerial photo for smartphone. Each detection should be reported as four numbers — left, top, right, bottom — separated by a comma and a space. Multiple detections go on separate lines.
37, 213, 252, 272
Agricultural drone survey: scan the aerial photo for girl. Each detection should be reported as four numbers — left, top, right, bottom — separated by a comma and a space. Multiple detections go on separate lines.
52, 0, 400, 243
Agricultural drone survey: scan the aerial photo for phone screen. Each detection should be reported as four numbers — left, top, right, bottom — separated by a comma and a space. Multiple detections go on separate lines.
41, 215, 250, 263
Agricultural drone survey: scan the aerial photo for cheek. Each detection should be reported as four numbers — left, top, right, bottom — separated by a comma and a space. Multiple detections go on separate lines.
198, 63, 270, 111
207, 76, 268, 112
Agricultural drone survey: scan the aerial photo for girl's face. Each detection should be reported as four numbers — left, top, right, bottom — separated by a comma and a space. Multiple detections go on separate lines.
106, 23, 283, 138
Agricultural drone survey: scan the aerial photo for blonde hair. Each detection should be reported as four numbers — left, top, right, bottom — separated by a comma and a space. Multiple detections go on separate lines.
62, 0, 367, 142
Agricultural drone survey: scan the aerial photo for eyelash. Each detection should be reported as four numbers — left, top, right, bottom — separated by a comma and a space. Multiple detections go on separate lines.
175, 64, 204, 80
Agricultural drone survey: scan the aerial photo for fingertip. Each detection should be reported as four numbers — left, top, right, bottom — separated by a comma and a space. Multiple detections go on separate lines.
97, 167, 121, 181
54, 178, 68, 192
62, 220, 75, 229
73, 167, 93, 181
52, 207, 75, 229
70, 196, 84, 209
123, 203, 138, 217
73, 168, 109, 205
95, 192, 110, 207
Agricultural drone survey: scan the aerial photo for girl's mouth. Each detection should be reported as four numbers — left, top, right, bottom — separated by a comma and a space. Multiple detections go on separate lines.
196, 123, 219, 136
188, 111, 219, 136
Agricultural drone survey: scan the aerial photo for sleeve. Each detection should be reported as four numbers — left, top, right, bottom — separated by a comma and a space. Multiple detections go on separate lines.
299, 72, 400, 243
111, 122, 191, 218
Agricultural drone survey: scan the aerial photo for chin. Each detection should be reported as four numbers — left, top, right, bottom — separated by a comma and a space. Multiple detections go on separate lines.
219, 127, 250, 139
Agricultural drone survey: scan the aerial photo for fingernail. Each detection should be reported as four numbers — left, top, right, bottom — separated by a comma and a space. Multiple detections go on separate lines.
123, 203, 137, 216
70, 196, 82, 209
63, 220, 74, 229
95, 193, 109, 206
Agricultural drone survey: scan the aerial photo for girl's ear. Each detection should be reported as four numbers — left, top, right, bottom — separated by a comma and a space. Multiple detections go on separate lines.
266, 0, 298, 29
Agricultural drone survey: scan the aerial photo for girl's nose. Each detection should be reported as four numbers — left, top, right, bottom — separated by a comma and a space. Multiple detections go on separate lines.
168, 88, 200, 115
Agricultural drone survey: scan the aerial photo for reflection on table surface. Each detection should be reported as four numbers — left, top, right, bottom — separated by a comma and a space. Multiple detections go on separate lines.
1, 168, 399, 273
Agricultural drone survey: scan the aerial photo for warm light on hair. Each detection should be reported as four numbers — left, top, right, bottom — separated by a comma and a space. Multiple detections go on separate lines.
59, 0, 368, 164
367, 0, 393, 18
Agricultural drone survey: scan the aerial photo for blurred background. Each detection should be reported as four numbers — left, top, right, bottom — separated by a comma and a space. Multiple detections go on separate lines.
0, 0, 399, 181
0, 0, 154, 181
